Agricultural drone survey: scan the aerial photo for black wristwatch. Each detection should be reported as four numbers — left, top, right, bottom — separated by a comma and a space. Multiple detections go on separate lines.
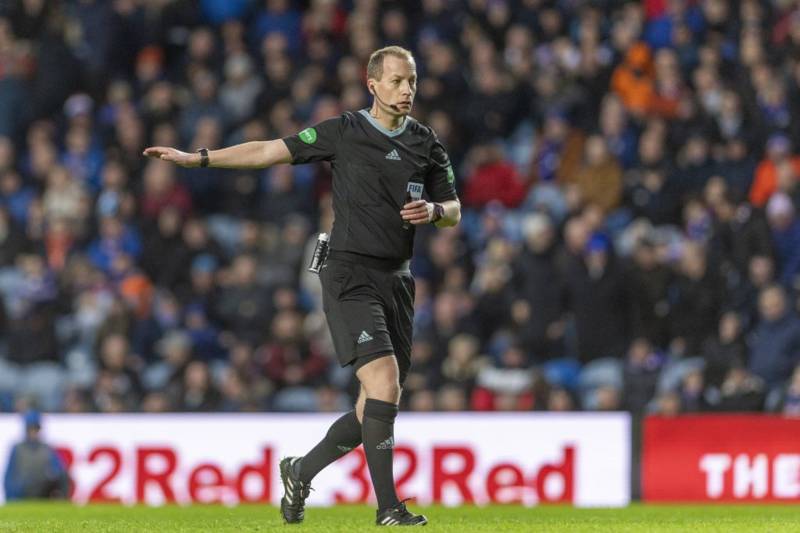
431, 202, 445, 223
198, 147, 210, 168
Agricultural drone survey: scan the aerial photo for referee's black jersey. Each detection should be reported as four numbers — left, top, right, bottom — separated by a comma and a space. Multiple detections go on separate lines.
282, 109, 458, 260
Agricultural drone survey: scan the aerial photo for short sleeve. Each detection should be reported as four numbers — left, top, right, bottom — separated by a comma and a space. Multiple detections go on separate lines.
425, 134, 458, 202
282, 116, 344, 164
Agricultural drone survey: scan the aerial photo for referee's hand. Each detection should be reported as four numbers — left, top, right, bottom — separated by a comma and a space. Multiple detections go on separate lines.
401, 200, 434, 225
143, 146, 201, 167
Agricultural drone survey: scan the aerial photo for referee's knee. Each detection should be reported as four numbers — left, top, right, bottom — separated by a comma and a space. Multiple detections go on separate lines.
357, 355, 401, 403
364, 379, 400, 404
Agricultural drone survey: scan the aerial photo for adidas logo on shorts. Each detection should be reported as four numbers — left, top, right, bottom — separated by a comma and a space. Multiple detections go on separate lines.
357, 331, 373, 344
385, 149, 401, 160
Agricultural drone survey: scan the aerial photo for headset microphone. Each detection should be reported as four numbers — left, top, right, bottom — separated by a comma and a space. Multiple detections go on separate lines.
371, 86, 401, 112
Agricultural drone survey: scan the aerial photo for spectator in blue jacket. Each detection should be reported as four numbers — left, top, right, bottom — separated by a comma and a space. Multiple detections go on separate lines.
767, 192, 800, 288
748, 285, 800, 389
3, 411, 69, 501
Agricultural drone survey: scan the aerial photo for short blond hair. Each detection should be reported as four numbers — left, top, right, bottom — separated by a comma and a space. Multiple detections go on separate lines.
367, 46, 415, 81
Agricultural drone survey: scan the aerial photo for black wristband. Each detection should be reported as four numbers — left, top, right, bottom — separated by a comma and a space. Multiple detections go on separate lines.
198, 147, 209, 168
431, 202, 445, 223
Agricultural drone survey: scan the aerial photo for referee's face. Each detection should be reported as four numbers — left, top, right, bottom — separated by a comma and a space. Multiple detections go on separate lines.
370, 55, 417, 116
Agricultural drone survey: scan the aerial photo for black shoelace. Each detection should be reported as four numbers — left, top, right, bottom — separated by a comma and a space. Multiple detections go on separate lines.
393, 498, 414, 516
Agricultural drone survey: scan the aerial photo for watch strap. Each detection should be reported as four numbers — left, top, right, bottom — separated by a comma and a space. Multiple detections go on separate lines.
198, 147, 209, 168
431, 202, 445, 223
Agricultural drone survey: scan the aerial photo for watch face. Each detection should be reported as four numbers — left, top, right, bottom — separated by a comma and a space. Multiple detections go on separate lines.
434, 203, 444, 222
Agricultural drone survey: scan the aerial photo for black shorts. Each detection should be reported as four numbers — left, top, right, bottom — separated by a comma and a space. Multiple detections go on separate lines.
319, 251, 415, 384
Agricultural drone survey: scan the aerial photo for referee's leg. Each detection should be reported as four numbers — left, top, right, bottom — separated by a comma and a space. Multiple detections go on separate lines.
355, 358, 399, 420
355, 353, 427, 525
279, 389, 362, 524
355, 355, 402, 509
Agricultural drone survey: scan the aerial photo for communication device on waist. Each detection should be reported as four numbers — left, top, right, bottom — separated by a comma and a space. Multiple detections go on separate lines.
308, 232, 330, 274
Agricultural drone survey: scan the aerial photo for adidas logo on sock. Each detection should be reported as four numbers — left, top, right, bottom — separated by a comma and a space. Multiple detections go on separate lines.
357, 331, 373, 344
337, 445, 353, 452
385, 149, 401, 160
376, 437, 394, 450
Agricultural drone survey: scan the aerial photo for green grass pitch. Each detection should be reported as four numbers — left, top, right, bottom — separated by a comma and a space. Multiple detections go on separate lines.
1, 503, 800, 532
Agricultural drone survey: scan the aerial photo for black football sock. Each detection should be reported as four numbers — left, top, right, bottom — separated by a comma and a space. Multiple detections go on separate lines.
297, 410, 362, 483
362, 398, 400, 511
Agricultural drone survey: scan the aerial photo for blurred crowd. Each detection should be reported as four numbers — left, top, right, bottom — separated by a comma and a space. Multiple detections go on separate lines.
1, 0, 800, 417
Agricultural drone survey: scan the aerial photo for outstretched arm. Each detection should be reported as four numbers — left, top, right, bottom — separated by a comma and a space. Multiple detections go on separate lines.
142, 139, 292, 169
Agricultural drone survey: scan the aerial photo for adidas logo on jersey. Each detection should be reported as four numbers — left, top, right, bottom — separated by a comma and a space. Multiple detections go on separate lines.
376, 437, 394, 450
357, 331, 373, 344
385, 149, 401, 160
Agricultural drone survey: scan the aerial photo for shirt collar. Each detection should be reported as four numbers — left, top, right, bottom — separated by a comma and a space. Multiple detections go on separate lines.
358, 109, 409, 137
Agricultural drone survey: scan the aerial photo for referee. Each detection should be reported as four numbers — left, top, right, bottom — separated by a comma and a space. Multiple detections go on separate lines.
144, 45, 460, 526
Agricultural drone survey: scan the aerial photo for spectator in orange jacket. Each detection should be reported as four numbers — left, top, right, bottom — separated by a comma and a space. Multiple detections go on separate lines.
611, 42, 655, 117
749, 134, 800, 207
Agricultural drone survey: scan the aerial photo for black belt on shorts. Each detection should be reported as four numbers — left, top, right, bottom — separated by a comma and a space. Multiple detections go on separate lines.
327, 250, 410, 272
